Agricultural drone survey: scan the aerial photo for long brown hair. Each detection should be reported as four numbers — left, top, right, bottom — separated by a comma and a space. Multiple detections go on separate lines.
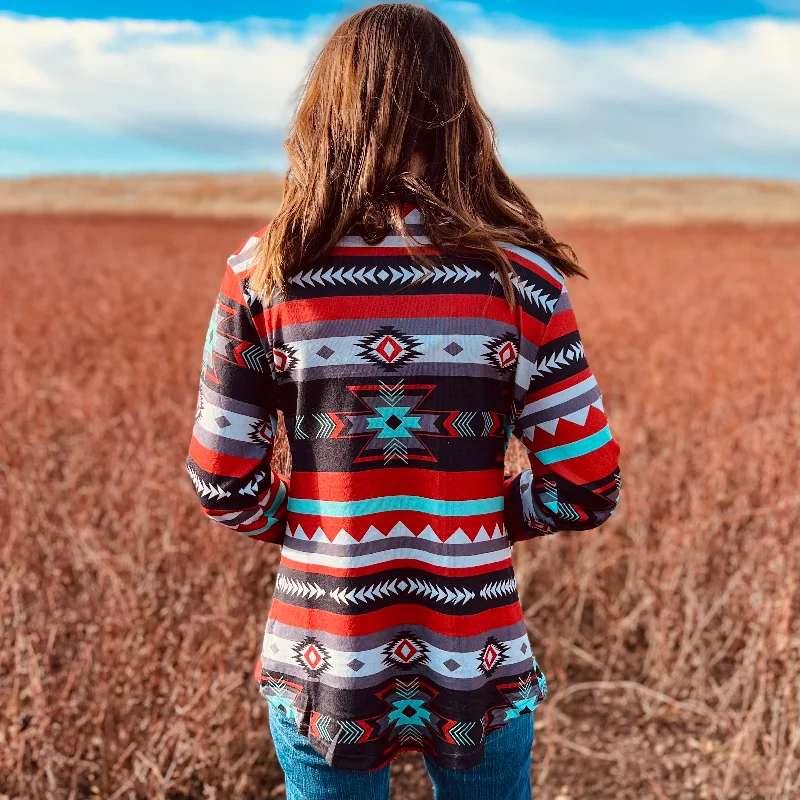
250, 3, 584, 304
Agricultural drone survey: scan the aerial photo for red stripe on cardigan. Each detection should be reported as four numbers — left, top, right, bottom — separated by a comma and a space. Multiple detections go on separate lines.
289, 469, 504, 501
277, 554, 513, 580
262, 294, 516, 332
188, 438, 263, 477
268, 597, 524, 637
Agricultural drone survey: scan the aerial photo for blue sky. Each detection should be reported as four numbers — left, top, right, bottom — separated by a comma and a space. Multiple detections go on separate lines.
3, 1, 795, 26
1, 2, 798, 177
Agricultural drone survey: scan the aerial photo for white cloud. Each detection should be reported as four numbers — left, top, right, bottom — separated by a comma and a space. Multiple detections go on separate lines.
0, 12, 798, 176
462, 18, 800, 173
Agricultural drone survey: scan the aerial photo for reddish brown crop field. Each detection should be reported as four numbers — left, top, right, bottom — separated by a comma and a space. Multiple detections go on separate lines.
1, 214, 797, 799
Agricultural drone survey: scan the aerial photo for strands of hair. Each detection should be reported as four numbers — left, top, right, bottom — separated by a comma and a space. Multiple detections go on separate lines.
250, 3, 584, 305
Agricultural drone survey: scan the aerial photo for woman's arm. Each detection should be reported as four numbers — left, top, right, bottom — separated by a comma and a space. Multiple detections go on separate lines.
504, 278, 621, 541
186, 263, 288, 543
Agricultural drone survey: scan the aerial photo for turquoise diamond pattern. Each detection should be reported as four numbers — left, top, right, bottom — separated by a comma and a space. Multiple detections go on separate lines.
388, 697, 432, 728
366, 405, 422, 439
503, 670, 547, 721
386, 679, 432, 742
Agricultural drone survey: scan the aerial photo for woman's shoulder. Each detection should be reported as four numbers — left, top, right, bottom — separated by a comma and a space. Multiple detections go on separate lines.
496, 241, 565, 295
225, 227, 267, 279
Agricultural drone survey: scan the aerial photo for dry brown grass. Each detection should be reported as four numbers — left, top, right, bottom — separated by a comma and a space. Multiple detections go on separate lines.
1, 174, 798, 224
1, 213, 797, 799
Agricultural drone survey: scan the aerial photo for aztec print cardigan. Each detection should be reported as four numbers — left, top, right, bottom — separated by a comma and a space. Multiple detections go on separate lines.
187, 207, 621, 771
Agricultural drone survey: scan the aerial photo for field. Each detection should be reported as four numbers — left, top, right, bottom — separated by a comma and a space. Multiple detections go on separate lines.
1, 181, 798, 799
1, 174, 798, 224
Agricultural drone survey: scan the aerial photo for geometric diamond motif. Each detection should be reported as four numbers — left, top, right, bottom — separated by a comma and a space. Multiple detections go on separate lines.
443, 341, 464, 357
348, 658, 365, 672
336, 380, 441, 465
443, 658, 461, 672
375, 335, 403, 363
303, 644, 323, 669
384, 678, 434, 735
365, 404, 422, 440
476, 636, 509, 677
382, 632, 430, 671
316, 345, 334, 359
248, 418, 274, 446
355, 325, 423, 373
497, 341, 517, 368
482, 333, 519, 373
384, 413, 403, 430
292, 636, 331, 675
215, 415, 231, 428
394, 639, 419, 663
273, 349, 288, 371
272, 342, 298, 373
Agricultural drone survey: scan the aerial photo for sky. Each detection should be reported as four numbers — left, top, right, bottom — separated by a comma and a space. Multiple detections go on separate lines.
1, 1, 798, 177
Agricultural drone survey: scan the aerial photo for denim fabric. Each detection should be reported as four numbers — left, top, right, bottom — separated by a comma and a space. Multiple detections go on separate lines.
268, 707, 534, 800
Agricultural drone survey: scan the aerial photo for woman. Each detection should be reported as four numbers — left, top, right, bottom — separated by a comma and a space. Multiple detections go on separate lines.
187, 4, 620, 798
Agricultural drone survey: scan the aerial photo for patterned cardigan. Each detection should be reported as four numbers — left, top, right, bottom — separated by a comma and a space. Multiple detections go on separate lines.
187, 208, 621, 771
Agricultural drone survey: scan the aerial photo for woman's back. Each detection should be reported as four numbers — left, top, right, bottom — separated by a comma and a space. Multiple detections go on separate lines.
187, 3, 620, 784
187, 206, 619, 771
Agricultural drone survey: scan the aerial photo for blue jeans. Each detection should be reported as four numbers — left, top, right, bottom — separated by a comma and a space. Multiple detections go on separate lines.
269, 707, 534, 800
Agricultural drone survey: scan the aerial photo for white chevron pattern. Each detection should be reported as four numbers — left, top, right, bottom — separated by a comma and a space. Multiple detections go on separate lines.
530, 342, 585, 378
397, 678, 419, 698
378, 380, 404, 406
330, 580, 400, 605
553, 502, 580, 522
293, 415, 309, 440
400, 578, 476, 605
479, 578, 517, 600
399, 726, 425, 744
262, 674, 293, 698
290, 263, 483, 288
187, 465, 231, 501
314, 413, 336, 438
316, 715, 334, 743
336, 720, 365, 745
450, 721, 479, 746
238, 470, 266, 497
452, 411, 476, 437
329, 578, 477, 605
383, 439, 408, 463
505, 272, 558, 313
276, 574, 326, 600
240, 344, 266, 372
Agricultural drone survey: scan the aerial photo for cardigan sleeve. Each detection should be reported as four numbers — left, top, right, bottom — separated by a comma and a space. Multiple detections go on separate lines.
504, 281, 621, 542
186, 263, 289, 543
